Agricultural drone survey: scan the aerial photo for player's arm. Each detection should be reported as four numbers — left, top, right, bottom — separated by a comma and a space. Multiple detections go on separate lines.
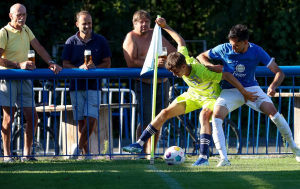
156, 17, 185, 48
222, 72, 258, 103
30, 38, 62, 74
197, 50, 223, 73
122, 32, 145, 68
266, 60, 284, 97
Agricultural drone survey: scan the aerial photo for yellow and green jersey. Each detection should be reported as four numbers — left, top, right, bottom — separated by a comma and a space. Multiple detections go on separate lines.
179, 46, 222, 101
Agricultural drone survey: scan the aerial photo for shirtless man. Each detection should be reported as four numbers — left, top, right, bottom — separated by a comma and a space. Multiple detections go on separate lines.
123, 10, 176, 158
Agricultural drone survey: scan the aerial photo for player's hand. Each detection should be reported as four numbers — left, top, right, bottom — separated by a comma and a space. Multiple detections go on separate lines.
242, 91, 258, 103
49, 64, 62, 75
267, 86, 276, 97
155, 17, 167, 28
20, 61, 36, 70
158, 57, 166, 67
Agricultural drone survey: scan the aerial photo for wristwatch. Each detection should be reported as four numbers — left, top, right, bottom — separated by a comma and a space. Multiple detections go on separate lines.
48, 60, 56, 64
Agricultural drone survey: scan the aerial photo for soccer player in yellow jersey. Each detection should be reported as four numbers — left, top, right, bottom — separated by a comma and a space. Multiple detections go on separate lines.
123, 17, 258, 166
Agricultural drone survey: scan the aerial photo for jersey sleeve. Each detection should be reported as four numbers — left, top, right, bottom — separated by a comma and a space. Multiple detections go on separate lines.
178, 46, 197, 65
200, 65, 222, 83
256, 47, 272, 67
208, 44, 226, 60
0, 28, 7, 50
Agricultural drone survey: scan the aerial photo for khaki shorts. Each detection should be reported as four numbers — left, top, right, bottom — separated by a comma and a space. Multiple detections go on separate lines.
0, 80, 35, 107
176, 92, 217, 114
70, 90, 101, 120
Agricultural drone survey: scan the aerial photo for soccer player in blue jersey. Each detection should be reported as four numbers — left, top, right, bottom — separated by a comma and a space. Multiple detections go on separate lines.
198, 24, 300, 167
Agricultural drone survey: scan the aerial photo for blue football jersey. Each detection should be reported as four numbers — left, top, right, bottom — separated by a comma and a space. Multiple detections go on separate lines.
208, 43, 273, 89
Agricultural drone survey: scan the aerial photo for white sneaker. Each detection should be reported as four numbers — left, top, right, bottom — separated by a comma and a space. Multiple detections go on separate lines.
291, 147, 300, 163
217, 159, 231, 167
69, 143, 82, 160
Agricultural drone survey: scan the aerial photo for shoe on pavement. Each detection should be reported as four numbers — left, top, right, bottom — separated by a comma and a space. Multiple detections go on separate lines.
69, 143, 82, 160
122, 143, 143, 153
3, 158, 15, 163
291, 147, 300, 163
21, 157, 38, 162
192, 157, 209, 166
217, 159, 231, 167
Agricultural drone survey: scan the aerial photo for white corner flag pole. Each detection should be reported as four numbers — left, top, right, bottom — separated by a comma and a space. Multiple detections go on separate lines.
150, 15, 161, 165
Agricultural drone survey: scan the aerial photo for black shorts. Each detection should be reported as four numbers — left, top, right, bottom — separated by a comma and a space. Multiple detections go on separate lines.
135, 80, 170, 125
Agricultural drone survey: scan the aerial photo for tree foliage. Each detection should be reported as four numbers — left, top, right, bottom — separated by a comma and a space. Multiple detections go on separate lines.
1, 0, 300, 69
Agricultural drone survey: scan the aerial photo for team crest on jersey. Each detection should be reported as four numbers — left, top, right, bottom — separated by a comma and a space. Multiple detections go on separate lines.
233, 64, 246, 77
236, 64, 245, 72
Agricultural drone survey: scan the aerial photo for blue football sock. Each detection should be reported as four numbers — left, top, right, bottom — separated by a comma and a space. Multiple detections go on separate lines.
137, 124, 158, 146
199, 134, 211, 159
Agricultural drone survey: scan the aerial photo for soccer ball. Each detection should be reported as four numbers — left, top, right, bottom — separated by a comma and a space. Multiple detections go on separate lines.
164, 146, 185, 165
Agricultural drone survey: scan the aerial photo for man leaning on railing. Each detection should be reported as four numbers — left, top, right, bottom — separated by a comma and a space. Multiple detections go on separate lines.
62, 11, 111, 160
0, 3, 62, 163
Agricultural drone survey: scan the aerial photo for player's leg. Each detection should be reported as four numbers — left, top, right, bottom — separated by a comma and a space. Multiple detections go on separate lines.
212, 88, 244, 167
255, 91, 300, 162
123, 100, 186, 153
192, 107, 212, 166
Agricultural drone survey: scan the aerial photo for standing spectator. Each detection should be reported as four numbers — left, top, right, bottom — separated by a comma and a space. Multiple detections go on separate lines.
62, 11, 111, 159
198, 24, 300, 166
0, 3, 62, 163
123, 10, 176, 159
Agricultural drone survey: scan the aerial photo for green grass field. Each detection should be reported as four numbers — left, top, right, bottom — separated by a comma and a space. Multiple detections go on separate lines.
1, 155, 300, 189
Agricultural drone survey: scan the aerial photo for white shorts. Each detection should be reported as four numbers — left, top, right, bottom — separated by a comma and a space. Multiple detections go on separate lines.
215, 86, 273, 113
70, 90, 101, 120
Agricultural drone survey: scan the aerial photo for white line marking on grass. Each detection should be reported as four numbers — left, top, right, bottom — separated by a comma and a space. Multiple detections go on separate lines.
147, 165, 183, 189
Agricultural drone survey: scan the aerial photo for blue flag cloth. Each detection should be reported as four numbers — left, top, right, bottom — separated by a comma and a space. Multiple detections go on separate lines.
140, 23, 163, 76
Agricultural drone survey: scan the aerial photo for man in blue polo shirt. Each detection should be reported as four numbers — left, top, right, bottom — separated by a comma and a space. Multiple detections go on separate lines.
61, 11, 111, 159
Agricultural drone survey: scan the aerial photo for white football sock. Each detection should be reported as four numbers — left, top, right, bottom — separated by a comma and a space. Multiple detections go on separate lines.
271, 112, 296, 149
212, 118, 228, 160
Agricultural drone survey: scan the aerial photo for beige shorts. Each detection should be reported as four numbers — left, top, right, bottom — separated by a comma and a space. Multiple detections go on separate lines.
215, 86, 273, 113
70, 90, 101, 120
0, 80, 35, 107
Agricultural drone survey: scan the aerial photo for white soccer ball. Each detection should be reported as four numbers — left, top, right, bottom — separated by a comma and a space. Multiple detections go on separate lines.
164, 146, 185, 165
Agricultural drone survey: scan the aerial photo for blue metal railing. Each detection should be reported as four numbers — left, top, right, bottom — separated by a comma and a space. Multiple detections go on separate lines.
0, 66, 300, 159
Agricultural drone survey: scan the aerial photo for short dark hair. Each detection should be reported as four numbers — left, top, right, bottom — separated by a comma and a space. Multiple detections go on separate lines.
227, 24, 249, 42
132, 10, 151, 24
76, 11, 91, 21
165, 52, 186, 71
